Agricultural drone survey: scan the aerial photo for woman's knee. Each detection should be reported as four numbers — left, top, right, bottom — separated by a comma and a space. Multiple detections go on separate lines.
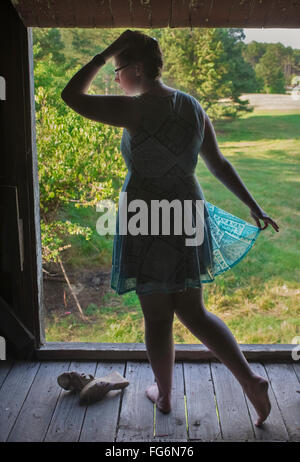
171, 286, 206, 322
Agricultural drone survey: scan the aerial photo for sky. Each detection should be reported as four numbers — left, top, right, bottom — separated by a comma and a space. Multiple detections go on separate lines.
242, 28, 300, 49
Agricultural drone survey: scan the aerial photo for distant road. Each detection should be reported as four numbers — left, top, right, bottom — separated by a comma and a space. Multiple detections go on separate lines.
240, 93, 300, 110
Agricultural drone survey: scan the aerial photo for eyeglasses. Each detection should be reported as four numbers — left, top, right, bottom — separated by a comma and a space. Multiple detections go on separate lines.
114, 63, 131, 74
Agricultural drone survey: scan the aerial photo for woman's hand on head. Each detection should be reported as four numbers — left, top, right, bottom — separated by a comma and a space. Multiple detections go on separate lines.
103, 30, 135, 61
118, 29, 135, 46
120, 29, 135, 39
250, 208, 280, 232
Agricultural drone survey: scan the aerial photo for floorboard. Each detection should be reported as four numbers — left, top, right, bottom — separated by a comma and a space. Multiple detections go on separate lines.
0, 359, 298, 442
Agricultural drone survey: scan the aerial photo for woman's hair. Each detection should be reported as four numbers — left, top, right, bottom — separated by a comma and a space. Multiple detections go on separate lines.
116, 30, 163, 80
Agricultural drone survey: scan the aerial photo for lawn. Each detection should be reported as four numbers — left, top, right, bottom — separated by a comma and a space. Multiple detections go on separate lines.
45, 108, 300, 344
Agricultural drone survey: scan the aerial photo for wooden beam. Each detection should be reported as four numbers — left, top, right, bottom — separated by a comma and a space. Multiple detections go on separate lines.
9, 0, 300, 28
35, 342, 296, 361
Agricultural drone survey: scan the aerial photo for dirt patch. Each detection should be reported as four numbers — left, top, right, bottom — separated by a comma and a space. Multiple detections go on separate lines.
42, 262, 113, 318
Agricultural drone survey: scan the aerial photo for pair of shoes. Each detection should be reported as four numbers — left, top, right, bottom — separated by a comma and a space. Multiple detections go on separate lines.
57, 371, 94, 393
57, 370, 130, 405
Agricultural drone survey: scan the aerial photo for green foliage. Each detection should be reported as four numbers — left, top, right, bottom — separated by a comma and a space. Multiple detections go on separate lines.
217, 30, 257, 92
35, 86, 125, 216
242, 40, 267, 67
85, 303, 99, 316
33, 28, 127, 267
40, 219, 92, 264
243, 40, 300, 91
159, 28, 230, 119
158, 27, 257, 120
33, 28, 66, 64
255, 49, 286, 93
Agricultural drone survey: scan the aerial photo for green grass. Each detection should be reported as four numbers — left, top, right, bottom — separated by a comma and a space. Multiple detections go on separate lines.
45, 108, 300, 344
55, 203, 114, 268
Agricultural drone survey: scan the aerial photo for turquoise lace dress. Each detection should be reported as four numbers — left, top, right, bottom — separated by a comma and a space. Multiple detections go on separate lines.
110, 89, 261, 295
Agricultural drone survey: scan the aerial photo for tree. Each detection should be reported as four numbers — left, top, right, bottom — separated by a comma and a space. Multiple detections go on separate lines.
32, 28, 66, 65
159, 27, 256, 119
215, 28, 259, 102
242, 40, 299, 92
159, 28, 233, 119
255, 49, 286, 93
242, 40, 267, 67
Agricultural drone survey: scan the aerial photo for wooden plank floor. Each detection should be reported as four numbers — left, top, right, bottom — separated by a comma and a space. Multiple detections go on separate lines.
0, 360, 299, 442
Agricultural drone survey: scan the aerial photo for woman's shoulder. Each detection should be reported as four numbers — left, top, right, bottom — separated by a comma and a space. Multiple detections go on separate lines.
174, 90, 205, 115
175, 89, 204, 109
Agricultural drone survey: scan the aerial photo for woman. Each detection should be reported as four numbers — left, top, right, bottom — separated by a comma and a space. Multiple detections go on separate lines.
61, 29, 280, 427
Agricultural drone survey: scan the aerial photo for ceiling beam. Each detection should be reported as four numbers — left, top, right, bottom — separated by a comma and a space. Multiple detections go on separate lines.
10, 0, 300, 29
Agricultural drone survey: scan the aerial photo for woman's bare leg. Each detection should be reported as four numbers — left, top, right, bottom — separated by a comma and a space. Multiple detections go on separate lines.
171, 286, 271, 426
137, 291, 175, 413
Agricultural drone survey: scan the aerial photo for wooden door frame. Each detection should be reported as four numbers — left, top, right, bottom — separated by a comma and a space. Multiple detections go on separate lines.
1, 0, 296, 361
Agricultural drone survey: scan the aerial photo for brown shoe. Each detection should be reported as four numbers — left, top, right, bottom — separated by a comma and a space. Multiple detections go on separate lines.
79, 371, 129, 405
57, 371, 94, 393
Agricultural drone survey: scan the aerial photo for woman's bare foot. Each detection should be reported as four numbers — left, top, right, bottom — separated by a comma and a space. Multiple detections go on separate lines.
242, 375, 271, 426
145, 383, 171, 413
